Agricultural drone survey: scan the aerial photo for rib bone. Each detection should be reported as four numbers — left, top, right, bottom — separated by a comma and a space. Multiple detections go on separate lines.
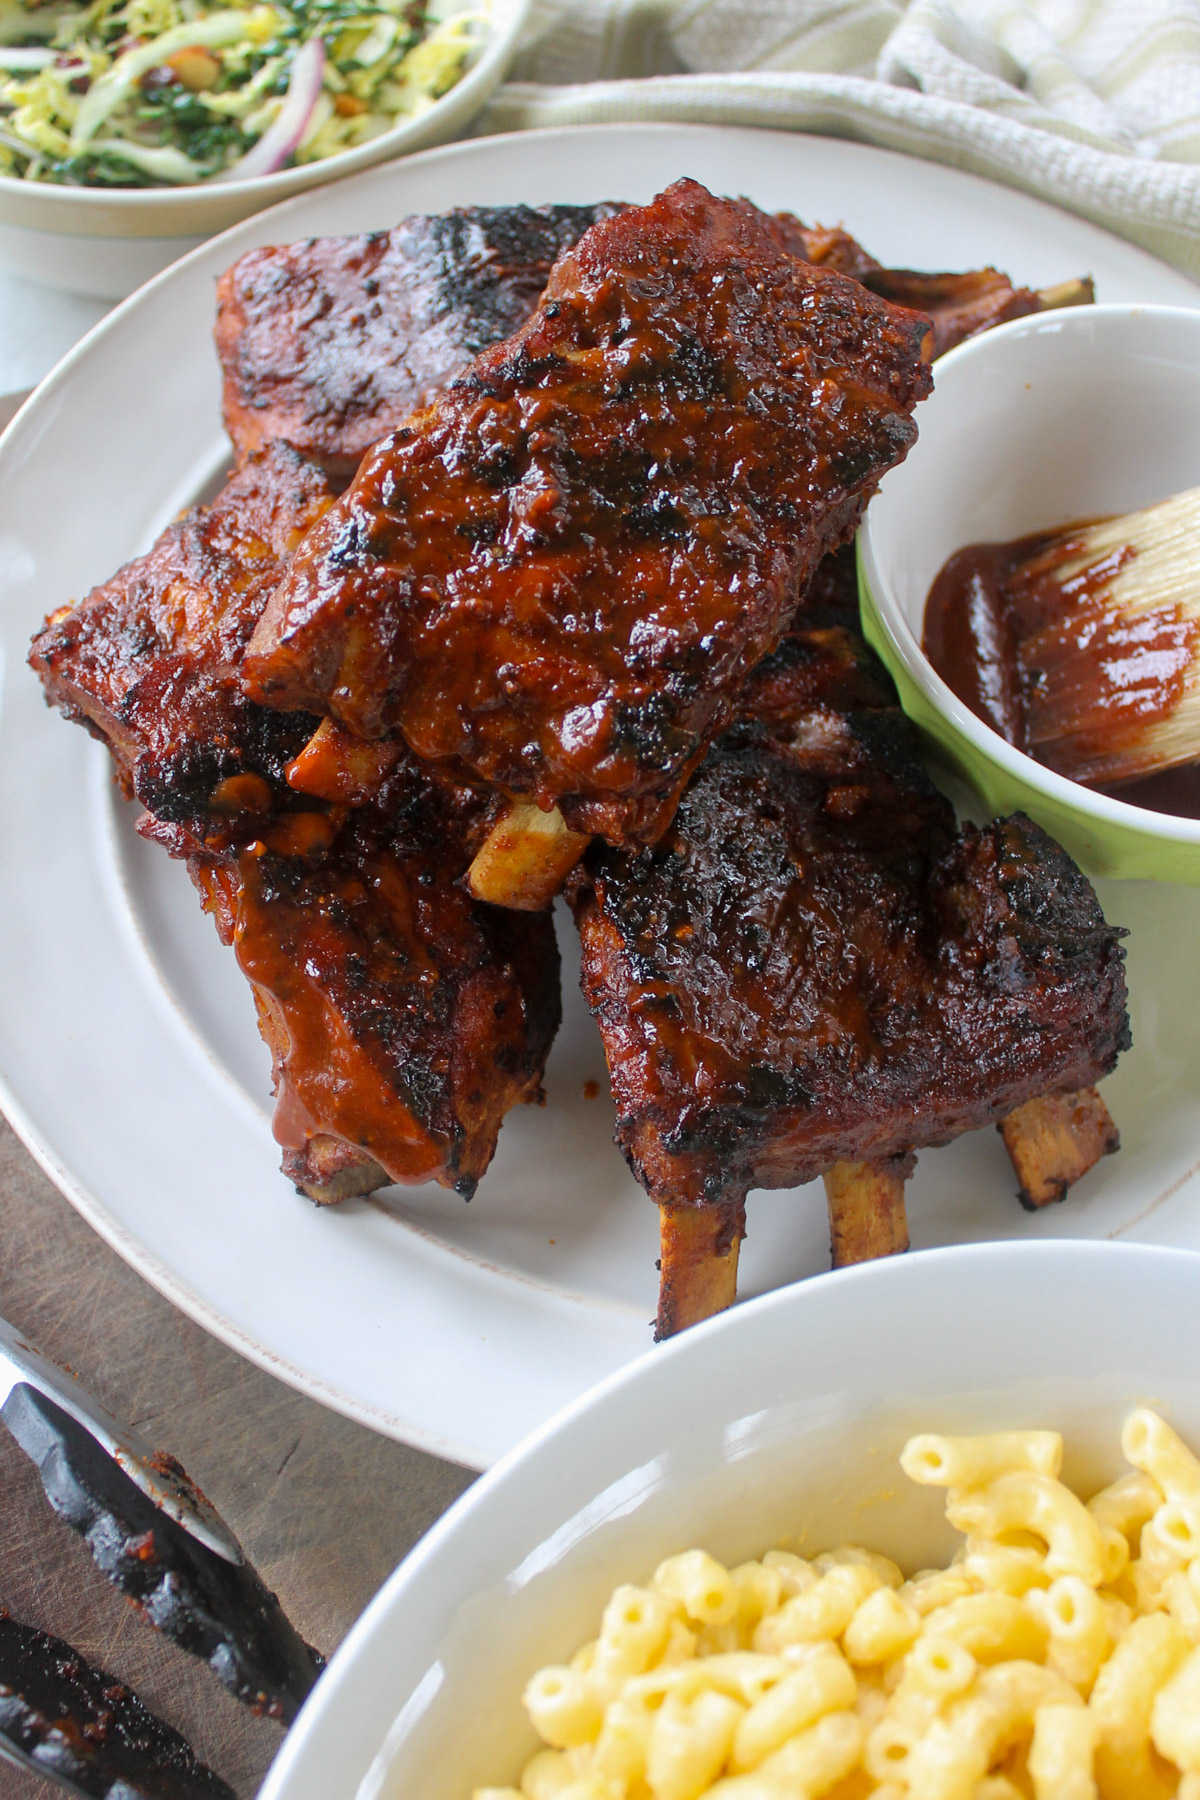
468, 801, 591, 911
655, 1206, 741, 1341
824, 1158, 912, 1267
1000, 1088, 1120, 1210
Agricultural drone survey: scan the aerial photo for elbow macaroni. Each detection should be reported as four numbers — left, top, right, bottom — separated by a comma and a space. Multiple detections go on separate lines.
476, 1411, 1200, 1800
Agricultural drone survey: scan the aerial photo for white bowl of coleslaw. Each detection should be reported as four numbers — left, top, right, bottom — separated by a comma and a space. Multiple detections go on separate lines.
257, 1239, 1200, 1800
0, 0, 528, 296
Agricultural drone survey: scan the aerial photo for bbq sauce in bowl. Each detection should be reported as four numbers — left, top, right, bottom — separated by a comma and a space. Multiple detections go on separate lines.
921, 542, 1026, 748
922, 530, 1200, 818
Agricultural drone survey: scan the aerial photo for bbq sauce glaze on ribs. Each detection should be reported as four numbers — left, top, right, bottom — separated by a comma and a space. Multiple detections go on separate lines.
775, 216, 1045, 359
242, 179, 935, 848
191, 766, 560, 1200
570, 553, 1130, 1324
30, 443, 333, 857
216, 203, 1049, 497
216, 202, 622, 484
29, 183, 1123, 1323
29, 444, 560, 1201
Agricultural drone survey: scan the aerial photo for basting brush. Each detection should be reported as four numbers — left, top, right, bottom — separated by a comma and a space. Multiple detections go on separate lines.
975, 486, 1200, 788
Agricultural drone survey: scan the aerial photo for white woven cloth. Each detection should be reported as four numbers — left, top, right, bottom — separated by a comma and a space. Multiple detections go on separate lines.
479, 0, 1200, 275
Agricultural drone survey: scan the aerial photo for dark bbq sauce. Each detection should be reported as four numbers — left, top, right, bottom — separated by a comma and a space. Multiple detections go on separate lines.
1100, 765, 1200, 818
922, 527, 1200, 816
922, 543, 1027, 747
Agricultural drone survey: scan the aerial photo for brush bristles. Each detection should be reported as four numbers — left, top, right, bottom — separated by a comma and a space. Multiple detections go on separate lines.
1019, 486, 1200, 786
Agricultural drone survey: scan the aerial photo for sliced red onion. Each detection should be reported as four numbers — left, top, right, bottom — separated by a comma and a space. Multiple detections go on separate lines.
214, 34, 324, 182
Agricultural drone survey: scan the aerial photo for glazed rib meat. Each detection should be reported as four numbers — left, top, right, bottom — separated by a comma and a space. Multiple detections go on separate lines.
190, 763, 560, 1200
216, 203, 622, 483
29, 444, 560, 1201
860, 265, 1044, 358
30, 443, 334, 857
242, 179, 935, 848
772, 215, 1045, 358
570, 560, 1130, 1286
217, 203, 1048, 498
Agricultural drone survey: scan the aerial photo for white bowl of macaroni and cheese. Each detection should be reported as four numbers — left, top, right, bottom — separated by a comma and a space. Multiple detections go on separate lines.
258, 1240, 1200, 1800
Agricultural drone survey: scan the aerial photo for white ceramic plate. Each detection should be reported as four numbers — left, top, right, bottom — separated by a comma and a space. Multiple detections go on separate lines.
257, 1240, 1200, 1800
3, 124, 1200, 1469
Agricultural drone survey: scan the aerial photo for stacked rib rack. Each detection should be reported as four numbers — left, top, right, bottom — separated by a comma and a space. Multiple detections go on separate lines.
31, 181, 1129, 1336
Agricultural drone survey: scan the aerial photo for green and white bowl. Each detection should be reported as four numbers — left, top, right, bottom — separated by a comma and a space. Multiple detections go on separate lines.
858, 303, 1200, 885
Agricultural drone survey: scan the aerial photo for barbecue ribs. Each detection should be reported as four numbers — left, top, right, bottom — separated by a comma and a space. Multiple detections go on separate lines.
570, 554, 1130, 1335
217, 204, 1060, 497
220, 194, 1078, 910
216, 203, 622, 484
29, 444, 560, 1200
773, 216, 1052, 358
30, 442, 333, 857
242, 179, 935, 850
190, 763, 560, 1199
30, 187, 1121, 1308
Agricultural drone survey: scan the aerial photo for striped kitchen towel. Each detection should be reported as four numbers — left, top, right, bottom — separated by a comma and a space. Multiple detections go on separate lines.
478, 0, 1200, 275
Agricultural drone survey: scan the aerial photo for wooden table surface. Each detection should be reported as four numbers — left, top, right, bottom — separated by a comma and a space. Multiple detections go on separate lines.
0, 1115, 473, 1799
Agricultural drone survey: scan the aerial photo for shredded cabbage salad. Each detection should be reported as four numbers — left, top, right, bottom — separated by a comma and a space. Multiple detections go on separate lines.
0, 0, 485, 185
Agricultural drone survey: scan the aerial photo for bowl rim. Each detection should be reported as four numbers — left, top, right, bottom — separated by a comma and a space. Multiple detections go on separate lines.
259, 1237, 1200, 1800
0, 0, 530, 215
858, 299, 1200, 849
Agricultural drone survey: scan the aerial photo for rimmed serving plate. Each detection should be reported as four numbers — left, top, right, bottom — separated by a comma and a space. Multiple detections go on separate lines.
2, 123, 1200, 1468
